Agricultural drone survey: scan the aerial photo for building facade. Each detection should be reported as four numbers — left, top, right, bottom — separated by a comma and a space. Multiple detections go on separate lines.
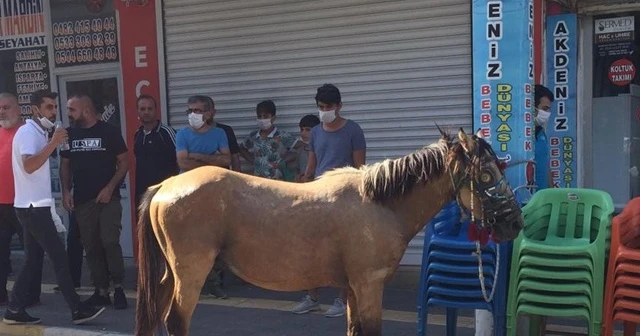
1, 0, 637, 264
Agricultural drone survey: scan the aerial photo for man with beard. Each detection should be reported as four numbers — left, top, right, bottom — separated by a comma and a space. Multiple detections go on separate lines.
0, 93, 40, 307
4, 90, 105, 325
59, 93, 129, 310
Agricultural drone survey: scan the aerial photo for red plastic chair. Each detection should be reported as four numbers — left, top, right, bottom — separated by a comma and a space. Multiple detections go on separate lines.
603, 197, 640, 336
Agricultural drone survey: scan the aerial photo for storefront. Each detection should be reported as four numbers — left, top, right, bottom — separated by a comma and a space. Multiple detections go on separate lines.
6, 0, 637, 265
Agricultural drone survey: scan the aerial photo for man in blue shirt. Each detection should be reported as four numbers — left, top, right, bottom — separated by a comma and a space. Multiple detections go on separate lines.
175, 95, 231, 172
534, 85, 554, 191
174, 95, 230, 299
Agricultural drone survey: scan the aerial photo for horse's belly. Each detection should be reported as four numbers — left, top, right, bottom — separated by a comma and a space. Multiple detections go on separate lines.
223, 249, 343, 291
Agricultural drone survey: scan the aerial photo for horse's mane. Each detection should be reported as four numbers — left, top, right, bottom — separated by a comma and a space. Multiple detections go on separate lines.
320, 129, 496, 204
358, 136, 452, 203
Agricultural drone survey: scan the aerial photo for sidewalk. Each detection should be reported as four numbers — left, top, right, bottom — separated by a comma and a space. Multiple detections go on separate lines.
0, 253, 616, 336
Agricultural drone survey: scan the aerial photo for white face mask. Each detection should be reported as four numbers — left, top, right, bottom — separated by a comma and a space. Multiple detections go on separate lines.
0, 120, 5, 128
34, 107, 55, 130
257, 118, 272, 130
535, 109, 551, 127
188, 112, 205, 129
318, 109, 337, 124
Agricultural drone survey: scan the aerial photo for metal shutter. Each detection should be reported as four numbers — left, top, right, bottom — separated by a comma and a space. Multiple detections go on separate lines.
162, 0, 472, 265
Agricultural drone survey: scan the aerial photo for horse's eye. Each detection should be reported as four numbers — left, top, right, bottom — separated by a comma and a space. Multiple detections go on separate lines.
480, 172, 492, 183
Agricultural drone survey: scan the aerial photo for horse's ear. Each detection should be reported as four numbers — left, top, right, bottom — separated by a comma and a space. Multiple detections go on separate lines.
457, 128, 476, 153
435, 122, 447, 139
475, 128, 484, 139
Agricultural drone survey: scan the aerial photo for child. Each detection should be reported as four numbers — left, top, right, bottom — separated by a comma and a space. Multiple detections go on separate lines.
239, 100, 296, 180
287, 115, 320, 182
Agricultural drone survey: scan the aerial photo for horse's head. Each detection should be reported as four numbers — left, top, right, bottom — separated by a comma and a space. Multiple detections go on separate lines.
440, 127, 524, 243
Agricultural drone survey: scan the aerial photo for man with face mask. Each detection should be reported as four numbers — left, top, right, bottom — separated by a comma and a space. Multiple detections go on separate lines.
294, 84, 366, 318
175, 95, 231, 172
533, 84, 554, 191
0, 93, 38, 307
59, 93, 129, 310
4, 90, 105, 325
239, 100, 296, 180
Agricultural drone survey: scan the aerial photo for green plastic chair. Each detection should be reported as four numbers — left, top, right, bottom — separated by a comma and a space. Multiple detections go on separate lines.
506, 188, 614, 336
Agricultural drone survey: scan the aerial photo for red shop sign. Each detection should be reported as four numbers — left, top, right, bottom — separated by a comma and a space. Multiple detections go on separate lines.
609, 58, 636, 86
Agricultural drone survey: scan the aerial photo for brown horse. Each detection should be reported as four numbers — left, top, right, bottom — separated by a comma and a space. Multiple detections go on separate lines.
134, 128, 524, 336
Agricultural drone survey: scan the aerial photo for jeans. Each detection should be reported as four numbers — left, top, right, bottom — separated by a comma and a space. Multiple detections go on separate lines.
11, 206, 80, 311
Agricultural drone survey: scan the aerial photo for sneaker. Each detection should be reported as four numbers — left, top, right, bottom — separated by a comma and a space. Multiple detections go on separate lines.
113, 288, 127, 309
3, 309, 41, 325
72, 304, 106, 325
291, 295, 320, 314
83, 290, 111, 306
324, 298, 345, 318
208, 285, 228, 299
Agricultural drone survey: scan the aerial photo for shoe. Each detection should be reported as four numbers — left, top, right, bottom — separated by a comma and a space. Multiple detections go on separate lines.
291, 295, 320, 314
208, 285, 228, 299
324, 298, 345, 318
72, 304, 106, 325
83, 290, 111, 306
113, 288, 127, 309
3, 309, 41, 325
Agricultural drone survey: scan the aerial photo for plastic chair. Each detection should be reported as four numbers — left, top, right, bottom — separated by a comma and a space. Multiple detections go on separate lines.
602, 197, 640, 336
506, 188, 614, 336
417, 201, 509, 336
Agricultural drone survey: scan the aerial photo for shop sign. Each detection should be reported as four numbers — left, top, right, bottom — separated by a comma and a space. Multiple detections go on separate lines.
52, 14, 119, 67
473, 0, 535, 197
608, 58, 636, 86
0, 0, 50, 118
115, 0, 161, 258
546, 14, 577, 188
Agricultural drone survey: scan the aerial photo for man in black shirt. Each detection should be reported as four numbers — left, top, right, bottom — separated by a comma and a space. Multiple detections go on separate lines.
60, 93, 129, 310
133, 95, 178, 206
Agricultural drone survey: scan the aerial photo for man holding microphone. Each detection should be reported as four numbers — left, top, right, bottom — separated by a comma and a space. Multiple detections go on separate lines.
3, 90, 105, 325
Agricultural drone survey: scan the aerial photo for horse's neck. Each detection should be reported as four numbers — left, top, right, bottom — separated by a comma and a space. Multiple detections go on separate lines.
388, 174, 454, 242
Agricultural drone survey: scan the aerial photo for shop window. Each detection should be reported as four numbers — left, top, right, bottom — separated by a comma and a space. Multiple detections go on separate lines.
591, 12, 640, 209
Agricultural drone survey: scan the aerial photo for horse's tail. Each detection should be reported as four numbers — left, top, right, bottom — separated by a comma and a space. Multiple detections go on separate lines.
135, 185, 167, 336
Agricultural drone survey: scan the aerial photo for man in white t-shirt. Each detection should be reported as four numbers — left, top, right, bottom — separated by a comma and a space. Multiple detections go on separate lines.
3, 90, 105, 326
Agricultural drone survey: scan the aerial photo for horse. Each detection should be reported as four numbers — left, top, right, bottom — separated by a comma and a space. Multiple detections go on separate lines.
134, 128, 524, 336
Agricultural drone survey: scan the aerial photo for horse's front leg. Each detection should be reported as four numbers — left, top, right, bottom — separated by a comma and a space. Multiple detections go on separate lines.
347, 287, 362, 336
352, 281, 384, 336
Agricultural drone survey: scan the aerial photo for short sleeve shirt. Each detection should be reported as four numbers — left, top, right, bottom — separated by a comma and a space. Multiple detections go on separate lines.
12, 120, 53, 208
175, 126, 229, 155
59, 121, 128, 205
309, 119, 366, 177
241, 127, 296, 180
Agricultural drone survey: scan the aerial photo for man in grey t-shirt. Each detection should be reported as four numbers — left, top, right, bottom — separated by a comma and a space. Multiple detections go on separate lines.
293, 84, 366, 318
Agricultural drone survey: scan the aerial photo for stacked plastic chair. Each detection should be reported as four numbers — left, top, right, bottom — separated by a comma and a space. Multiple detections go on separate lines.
602, 197, 640, 336
417, 201, 510, 336
505, 188, 614, 336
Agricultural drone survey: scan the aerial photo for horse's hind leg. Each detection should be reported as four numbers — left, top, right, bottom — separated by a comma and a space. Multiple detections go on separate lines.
166, 257, 215, 336
347, 287, 362, 336
352, 281, 384, 336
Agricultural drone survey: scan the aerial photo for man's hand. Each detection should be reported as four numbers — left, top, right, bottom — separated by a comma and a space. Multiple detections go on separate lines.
51, 127, 68, 146
62, 191, 74, 211
96, 185, 114, 203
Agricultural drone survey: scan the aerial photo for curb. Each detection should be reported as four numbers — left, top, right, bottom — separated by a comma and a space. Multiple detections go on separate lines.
0, 325, 131, 336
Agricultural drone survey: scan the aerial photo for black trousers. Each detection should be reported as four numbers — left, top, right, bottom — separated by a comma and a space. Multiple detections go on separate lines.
0, 204, 40, 302
11, 206, 80, 311
67, 212, 84, 288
